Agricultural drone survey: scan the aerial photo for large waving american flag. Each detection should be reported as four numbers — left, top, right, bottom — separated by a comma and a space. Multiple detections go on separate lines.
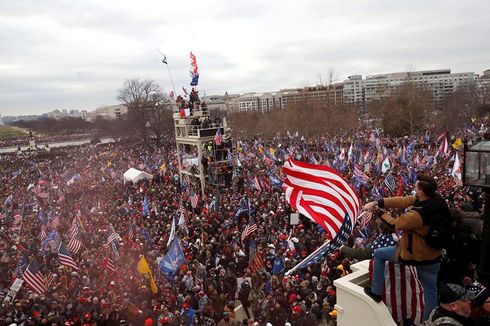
23, 259, 47, 295
282, 158, 360, 239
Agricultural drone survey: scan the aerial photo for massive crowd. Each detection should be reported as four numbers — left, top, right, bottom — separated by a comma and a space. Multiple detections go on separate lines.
0, 119, 488, 326
0, 133, 92, 149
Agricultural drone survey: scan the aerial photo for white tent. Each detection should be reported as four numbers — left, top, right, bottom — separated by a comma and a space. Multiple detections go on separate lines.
123, 168, 153, 183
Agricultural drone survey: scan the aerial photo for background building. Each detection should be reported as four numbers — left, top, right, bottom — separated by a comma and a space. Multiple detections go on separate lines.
364, 69, 475, 108
83, 104, 127, 121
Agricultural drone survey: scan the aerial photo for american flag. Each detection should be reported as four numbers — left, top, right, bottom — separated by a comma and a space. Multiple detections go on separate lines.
214, 128, 222, 146
241, 221, 258, 243
190, 190, 199, 209
46, 272, 55, 288
13, 214, 22, 224
103, 256, 117, 273
58, 243, 79, 270
248, 250, 264, 273
40, 225, 47, 241
370, 261, 425, 325
353, 164, 370, 185
67, 235, 82, 254
252, 176, 262, 192
282, 158, 360, 239
127, 223, 135, 242
68, 218, 80, 240
179, 202, 187, 215
107, 224, 119, 245
49, 215, 60, 229
438, 132, 449, 157
23, 259, 48, 295
358, 211, 373, 229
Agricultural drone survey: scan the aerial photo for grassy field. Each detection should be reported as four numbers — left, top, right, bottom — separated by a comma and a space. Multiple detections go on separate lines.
0, 126, 28, 140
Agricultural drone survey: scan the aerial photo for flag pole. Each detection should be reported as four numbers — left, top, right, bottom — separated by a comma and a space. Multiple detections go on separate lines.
285, 240, 330, 276
159, 51, 177, 98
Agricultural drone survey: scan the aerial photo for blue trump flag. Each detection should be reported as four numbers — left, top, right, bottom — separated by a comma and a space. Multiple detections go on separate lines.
272, 256, 284, 275
159, 237, 186, 278
190, 73, 199, 86
142, 196, 149, 217
234, 197, 250, 218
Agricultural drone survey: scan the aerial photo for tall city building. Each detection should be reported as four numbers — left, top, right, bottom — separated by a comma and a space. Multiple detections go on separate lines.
364, 69, 475, 108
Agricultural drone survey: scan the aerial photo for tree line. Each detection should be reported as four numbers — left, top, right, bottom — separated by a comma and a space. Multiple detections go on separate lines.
229, 79, 489, 138
10, 77, 489, 143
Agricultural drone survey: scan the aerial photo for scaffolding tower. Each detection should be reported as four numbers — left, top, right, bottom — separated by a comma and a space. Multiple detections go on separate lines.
173, 98, 231, 196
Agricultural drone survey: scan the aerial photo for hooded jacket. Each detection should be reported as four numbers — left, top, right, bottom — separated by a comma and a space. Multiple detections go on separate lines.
378, 194, 450, 265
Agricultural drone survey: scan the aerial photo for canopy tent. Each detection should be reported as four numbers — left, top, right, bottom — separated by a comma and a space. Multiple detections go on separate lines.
123, 168, 153, 184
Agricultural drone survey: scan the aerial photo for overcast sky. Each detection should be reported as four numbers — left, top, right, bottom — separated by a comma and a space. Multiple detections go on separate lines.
1, 0, 489, 116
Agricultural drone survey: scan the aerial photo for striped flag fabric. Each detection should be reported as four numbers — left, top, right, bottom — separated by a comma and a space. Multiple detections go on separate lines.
40, 225, 47, 241
282, 158, 360, 239
67, 236, 82, 254
214, 128, 222, 146
13, 214, 22, 225
353, 164, 370, 185
438, 132, 449, 157
127, 223, 135, 242
358, 211, 373, 229
107, 224, 119, 245
190, 190, 199, 209
46, 272, 55, 288
49, 215, 60, 229
23, 259, 48, 295
58, 243, 79, 270
241, 221, 258, 243
252, 176, 262, 191
370, 262, 425, 325
68, 218, 80, 240
106, 257, 116, 273
248, 250, 264, 273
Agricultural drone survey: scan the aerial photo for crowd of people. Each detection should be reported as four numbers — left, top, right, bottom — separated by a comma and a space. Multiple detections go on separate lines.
0, 133, 91, 149
0, 118, 488, 325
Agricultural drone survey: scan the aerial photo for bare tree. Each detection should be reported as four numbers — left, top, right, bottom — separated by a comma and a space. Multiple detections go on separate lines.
117, 79, 164, 140
368, 80, 431, 136
147, 98, 174, 145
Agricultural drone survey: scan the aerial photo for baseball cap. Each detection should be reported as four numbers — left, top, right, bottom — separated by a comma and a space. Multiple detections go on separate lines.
439, 283, 476, 304
467, 282, 490, 307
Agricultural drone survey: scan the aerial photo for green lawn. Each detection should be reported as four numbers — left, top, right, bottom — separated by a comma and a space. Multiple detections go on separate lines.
0, 126, 28, 140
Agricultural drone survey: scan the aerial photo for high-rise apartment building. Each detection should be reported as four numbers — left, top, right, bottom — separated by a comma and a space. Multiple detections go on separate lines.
363, 69, 475, 107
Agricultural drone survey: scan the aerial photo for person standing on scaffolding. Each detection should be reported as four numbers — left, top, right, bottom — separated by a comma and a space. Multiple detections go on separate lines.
363, 174, 451, 321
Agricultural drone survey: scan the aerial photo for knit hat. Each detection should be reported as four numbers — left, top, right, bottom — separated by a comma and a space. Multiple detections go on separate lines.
439, 283, 475, 304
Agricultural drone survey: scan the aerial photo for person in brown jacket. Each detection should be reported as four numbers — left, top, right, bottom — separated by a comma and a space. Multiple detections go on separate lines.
363, 174, 451, 321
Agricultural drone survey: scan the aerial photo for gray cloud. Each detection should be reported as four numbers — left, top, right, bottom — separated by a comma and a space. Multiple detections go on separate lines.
0, 0, 489, 116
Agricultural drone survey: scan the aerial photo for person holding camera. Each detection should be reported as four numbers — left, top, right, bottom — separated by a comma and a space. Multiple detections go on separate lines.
363, 174, 451, 321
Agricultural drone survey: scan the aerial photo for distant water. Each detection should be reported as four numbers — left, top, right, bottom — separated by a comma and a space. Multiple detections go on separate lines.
0, 137, 114, 154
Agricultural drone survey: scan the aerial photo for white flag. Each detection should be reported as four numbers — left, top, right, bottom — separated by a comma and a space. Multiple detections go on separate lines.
347, 143, 353, 161
451, 153, 462, 186
381, 157, 391, 173
166, 217, 176, 247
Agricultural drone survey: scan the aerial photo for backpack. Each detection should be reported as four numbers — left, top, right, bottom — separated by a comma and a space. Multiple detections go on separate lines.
423, 212, 453, 250
413, 195, 452, 250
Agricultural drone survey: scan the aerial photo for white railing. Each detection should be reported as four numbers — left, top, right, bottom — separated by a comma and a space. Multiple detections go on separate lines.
334, 260, 396, 326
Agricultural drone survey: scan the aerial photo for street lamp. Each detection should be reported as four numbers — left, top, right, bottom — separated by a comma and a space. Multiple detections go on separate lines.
463, 130, 490, 286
